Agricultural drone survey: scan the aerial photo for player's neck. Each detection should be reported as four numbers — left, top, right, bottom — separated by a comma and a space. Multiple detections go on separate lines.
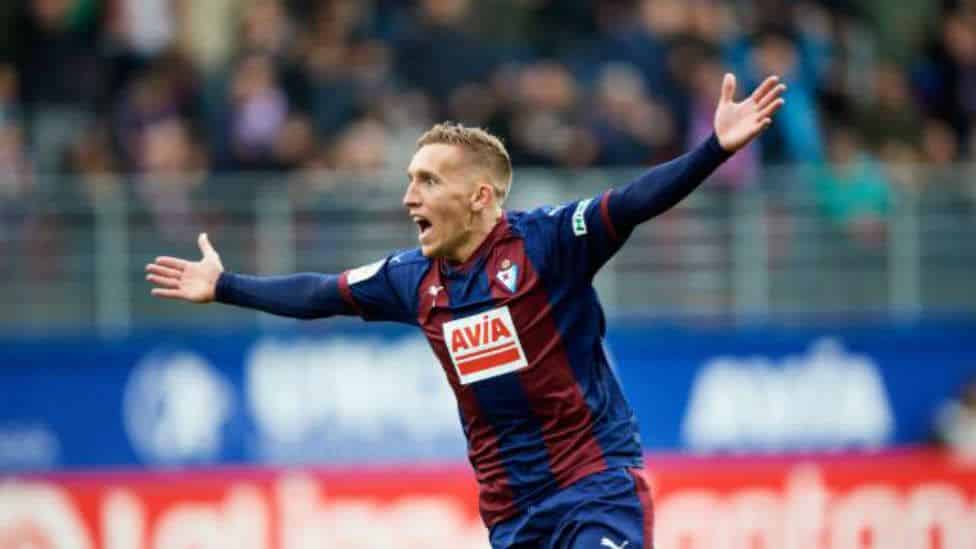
447, 210, 503, 265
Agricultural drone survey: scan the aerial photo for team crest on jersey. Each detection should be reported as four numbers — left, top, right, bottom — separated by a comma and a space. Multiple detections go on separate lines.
496, 259, 518, 293
442, 306, 528, 384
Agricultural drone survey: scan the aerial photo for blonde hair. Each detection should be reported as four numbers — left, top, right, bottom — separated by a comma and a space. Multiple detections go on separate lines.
417, 122, 513, 204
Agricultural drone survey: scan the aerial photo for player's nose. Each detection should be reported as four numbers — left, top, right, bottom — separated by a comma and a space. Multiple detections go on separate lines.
402, 181, 421, 208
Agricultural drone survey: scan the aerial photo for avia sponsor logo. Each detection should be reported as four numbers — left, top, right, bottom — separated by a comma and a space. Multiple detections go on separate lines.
443, 306, 528, 384
682, 338, 894, 451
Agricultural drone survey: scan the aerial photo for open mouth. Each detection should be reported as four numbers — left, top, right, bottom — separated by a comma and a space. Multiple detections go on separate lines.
413, 216, 432, 239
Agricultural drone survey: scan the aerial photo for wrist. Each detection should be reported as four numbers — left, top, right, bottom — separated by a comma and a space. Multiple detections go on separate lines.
214, 271, 233, 303
708, 132, 735, 160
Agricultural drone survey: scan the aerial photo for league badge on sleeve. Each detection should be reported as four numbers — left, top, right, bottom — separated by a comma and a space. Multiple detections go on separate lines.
347, 258, 385, 285
497, 258, 518, 293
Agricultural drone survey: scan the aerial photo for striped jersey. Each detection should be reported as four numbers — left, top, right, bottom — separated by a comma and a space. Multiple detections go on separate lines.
337, 192, 643, 526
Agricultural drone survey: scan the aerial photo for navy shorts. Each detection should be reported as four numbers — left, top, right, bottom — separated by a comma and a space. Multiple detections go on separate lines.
489, 468, 654, 549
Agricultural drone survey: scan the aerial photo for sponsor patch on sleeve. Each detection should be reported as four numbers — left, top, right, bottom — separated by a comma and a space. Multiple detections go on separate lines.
347, 259, 386, 285
572, 198, 592, 236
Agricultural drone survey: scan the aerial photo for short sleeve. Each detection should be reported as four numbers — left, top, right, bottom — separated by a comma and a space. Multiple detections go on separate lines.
337, 255, 418, 325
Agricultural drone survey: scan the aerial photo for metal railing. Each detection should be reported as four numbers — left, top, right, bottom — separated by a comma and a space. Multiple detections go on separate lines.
3, 164, 975, 333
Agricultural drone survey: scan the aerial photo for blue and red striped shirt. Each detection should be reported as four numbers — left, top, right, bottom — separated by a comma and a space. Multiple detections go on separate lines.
216, 133, 731, 526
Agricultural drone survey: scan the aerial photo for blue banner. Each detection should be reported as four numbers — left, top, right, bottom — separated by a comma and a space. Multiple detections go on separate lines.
2, 317, 974, 470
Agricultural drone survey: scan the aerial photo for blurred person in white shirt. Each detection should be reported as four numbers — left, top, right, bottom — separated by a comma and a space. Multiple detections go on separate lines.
935, 378, 976, 459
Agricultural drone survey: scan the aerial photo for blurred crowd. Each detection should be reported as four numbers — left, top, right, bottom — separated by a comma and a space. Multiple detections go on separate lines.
0, 0, 975, 239
934, 376, 976, 459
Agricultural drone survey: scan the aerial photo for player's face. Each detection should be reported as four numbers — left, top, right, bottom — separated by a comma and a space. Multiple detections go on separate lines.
404, 144, 479, 260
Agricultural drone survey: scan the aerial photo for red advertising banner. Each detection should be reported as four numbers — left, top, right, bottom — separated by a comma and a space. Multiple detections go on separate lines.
2, 450, 975, 549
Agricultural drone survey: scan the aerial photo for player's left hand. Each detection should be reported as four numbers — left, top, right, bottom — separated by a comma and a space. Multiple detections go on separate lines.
713, 73, 786, 152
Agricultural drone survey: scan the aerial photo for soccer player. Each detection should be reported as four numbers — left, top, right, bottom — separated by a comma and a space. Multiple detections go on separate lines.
147, 73, 785, 548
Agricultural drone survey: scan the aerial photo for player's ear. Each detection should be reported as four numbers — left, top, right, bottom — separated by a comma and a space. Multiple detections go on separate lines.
470, 179, 493, 212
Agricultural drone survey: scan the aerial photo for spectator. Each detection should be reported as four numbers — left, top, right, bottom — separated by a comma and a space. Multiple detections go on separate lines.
394, 0, 498, 104
15, 0, 101, 107
382, 89, 436, 172
135, 118, 207, 241
0, 122, 32, 199
588, 63, 676, 166
685, 54, 759, 188
855, 0, 940, 64
67, 126, 121, 203
271, 113, 319, 171
227, 53, 290, 171
0, 122, 33, 277
921, 117, 960, 168
934, 378, 976, 459
916, 118, 970, 228
858, 63, 924, 154
814, 127, 890, 247
595, 0, 688, 111
108, 0, 176, 59
15, 0, 102, 173
238, 0, 294, 58
0, 0, 971, 178
503, 62, 597, 167
941, 12, 976, 144
328, 116, 389, 174
0, 64, 21, 125
177, 0, 239, 72
115, 67, 184, 171
746, 30, 824, 163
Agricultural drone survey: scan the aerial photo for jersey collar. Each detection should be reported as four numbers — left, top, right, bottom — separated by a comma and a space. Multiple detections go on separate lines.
439, 214, 509, 277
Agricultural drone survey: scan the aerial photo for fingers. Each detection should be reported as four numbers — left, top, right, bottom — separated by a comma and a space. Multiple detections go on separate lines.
151, 288, 186, 300
146, 273, 180, 289
720, 73, 736, 104
198, 233, 216, 258
757, 83, 787, 110
750, 75, 780, 104
758, 97, 786, 120
155, 256, 189, 270
146, 263, 182, 279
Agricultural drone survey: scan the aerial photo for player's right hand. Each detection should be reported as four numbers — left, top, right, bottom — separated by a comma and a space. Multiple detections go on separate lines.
146, 233, 224, 303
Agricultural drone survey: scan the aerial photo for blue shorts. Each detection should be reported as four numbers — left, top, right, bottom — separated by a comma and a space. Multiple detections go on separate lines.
489, 468, 654, 549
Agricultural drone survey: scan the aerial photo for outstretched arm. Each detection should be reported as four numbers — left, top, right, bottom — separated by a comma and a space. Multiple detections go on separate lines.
146, 233, 349, 319
608, 74, 785, 233
212, 272, 349, 319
